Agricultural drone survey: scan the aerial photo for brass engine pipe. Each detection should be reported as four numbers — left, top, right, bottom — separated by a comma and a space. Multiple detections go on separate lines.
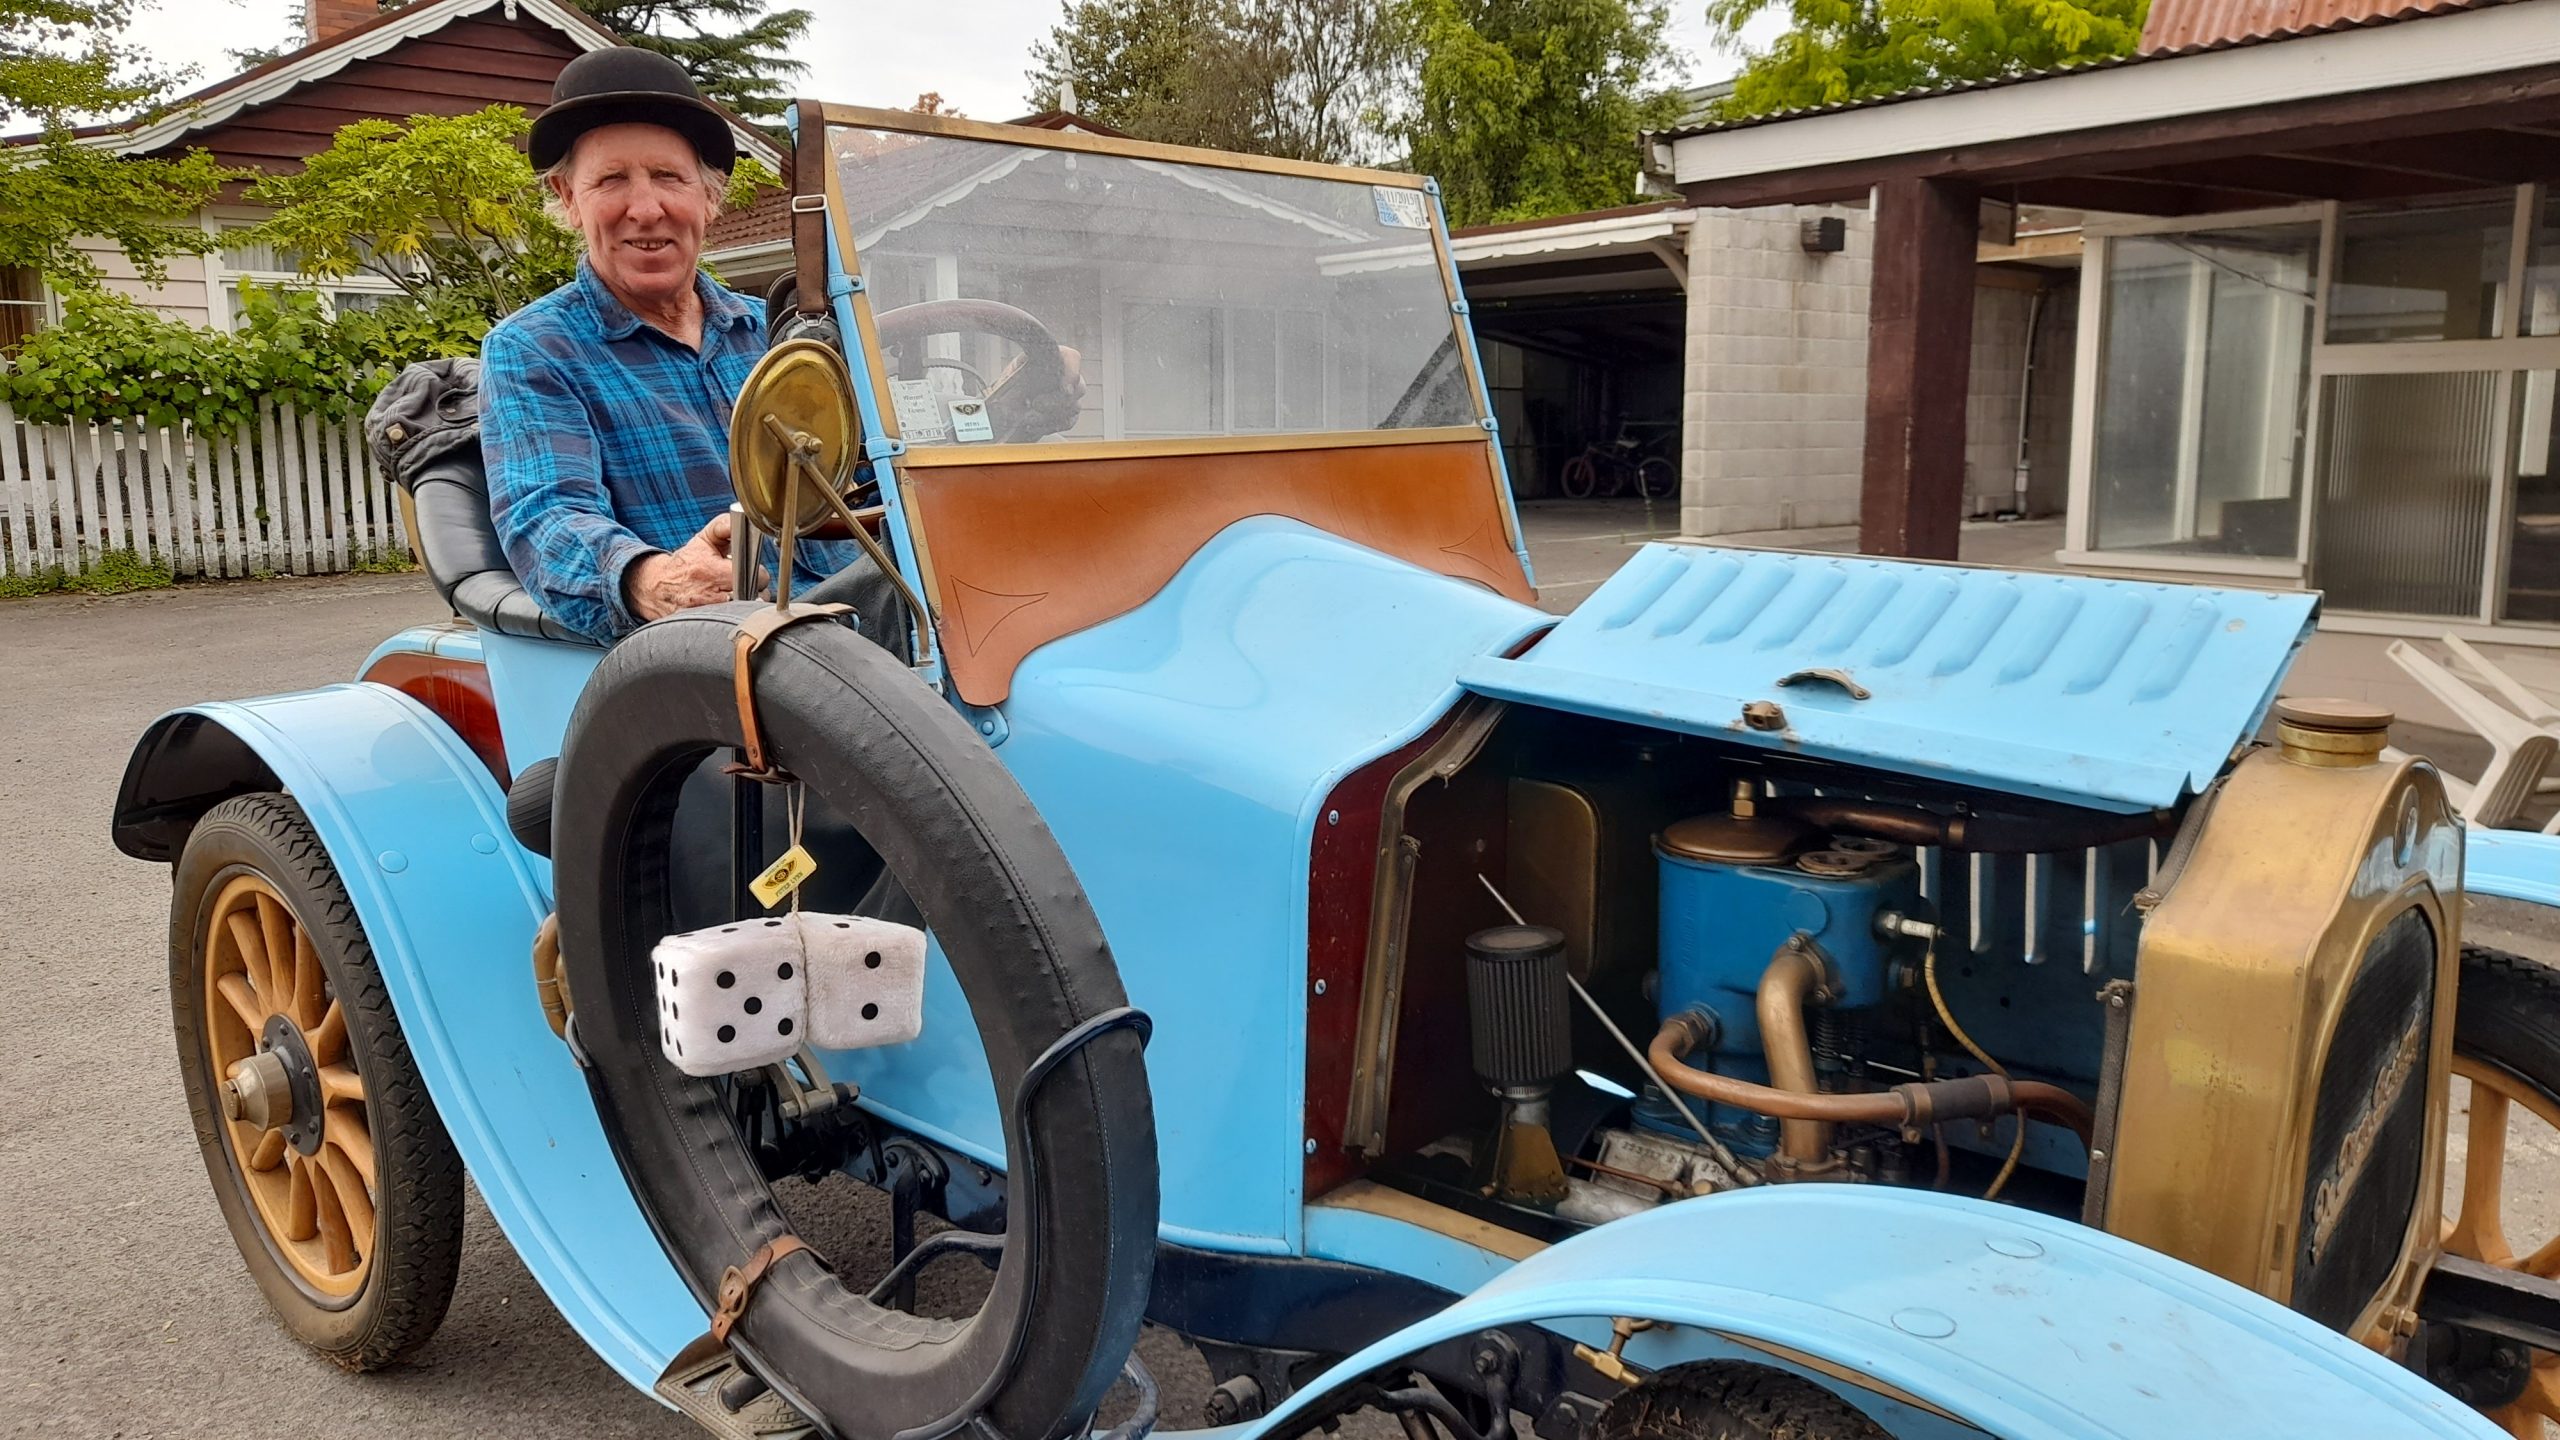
1647, 1014, 2098, 1155
1770, 797, 2172, 855
1755, 942, 1832, 1168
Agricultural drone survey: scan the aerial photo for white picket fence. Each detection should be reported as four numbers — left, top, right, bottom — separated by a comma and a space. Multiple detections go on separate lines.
0, 397, 408, 582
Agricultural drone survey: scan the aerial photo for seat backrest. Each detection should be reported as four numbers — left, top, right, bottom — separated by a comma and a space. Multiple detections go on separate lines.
366, 359, 589, 645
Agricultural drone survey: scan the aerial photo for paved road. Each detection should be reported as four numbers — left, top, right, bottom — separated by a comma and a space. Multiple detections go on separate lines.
3, 551, 2555, 1438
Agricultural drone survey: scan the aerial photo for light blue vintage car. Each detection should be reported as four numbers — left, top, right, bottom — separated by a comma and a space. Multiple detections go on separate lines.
112, 102, 2560, 1440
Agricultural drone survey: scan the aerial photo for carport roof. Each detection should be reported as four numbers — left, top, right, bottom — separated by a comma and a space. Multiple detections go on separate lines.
1660, 0, 2560, 214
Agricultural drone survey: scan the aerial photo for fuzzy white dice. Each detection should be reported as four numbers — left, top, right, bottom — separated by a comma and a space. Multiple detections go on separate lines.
653, 915, 809, 1078
798, 914, 927, 1051
652, 912, 928, 1077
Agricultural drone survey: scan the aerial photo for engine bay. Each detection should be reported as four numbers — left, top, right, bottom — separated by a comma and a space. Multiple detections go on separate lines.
1325, 702, 2178, 1237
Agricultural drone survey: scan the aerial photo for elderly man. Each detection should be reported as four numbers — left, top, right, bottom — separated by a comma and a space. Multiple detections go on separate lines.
483, 47, 858, 644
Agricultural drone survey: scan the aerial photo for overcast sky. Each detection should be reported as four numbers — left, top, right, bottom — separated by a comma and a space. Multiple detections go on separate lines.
137, 1, 1763, 120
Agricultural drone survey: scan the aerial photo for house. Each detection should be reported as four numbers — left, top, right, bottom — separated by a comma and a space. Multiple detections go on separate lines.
1650, 0, 2560, 644
17, 0, 778, 337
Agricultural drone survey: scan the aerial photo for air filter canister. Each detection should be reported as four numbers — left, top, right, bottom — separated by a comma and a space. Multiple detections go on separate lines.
1467, 925, 1572, 1087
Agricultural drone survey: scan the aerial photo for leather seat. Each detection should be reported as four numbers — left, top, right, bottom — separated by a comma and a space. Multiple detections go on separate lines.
365, 359, 591, 645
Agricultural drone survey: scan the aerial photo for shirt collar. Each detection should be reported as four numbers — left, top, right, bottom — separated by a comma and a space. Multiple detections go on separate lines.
576, 257, 757, 343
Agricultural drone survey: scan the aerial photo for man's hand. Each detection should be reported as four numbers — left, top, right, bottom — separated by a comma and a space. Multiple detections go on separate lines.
623, 513, 747, 624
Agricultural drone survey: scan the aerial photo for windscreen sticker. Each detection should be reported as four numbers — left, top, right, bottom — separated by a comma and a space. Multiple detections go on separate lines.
888, 376, 951, 443
1373, 186, 1430, 230
946, 396, 995, 443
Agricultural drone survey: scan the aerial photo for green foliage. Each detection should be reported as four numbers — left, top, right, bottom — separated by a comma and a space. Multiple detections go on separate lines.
242, 106, 578, 319
0, 547, 174, 596
0, 285, 400, 434
1401, 0, 1686, 227
1710, 0, 2145, 118
0, 0, 240, 284
1025, 0, 1397, 163
568, 0, 812, 120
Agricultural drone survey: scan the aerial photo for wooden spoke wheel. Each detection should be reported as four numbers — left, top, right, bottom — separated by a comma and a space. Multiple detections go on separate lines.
2444, 944, 2560, 1437
171, 793, 463, 1370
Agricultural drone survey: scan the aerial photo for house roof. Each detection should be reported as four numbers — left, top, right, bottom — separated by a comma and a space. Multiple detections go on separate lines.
1659, 0, 2560, 213
28, 0, 780, 172
1655, 0, 2535, 143
2138, 0, 2497, 53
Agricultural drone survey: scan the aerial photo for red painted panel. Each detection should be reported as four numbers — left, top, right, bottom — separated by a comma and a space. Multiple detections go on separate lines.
361, 648, 511, 786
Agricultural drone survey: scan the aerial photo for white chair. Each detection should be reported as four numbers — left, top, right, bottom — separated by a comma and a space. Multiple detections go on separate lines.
2443, 635, 2560, 794
2385, 639, 2560, 831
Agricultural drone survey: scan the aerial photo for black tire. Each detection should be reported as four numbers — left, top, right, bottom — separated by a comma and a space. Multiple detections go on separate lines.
1589, 1362, 1891, 1440
170, 792, 464, 1369
2456, 943, 2560, 1096
2444, 943, 2560, 1425
551, 605, 1157, 1440
1637, 457, 1677, 501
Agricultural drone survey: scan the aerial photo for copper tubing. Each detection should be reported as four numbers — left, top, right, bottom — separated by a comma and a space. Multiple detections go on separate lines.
1755, 943, 1832, 1167
1770, 797, 2173, 855
1647, 1014, 2097, 1149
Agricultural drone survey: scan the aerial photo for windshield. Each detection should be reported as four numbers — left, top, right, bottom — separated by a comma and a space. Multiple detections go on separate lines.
825, 123, 1481, 450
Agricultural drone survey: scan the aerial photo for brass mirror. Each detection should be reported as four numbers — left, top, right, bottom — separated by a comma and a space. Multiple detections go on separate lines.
728, 338, 861, 537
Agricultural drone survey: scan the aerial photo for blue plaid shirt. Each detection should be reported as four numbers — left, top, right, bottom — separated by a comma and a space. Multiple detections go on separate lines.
483, 260, 857, 643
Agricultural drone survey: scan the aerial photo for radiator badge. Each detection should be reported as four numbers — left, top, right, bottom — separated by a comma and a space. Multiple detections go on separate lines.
2306, 996, 2428, 1266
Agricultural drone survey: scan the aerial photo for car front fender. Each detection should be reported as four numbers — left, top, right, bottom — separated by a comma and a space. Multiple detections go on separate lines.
117, 684, 702, 1391
1249, 1187, 2495, 1440
2467, 826, 2560, 908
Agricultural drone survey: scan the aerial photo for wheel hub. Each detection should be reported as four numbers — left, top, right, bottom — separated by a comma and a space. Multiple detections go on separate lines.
234, 1013, 326, 1155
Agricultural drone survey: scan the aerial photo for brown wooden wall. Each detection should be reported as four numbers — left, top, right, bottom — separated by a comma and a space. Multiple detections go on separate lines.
143, 14, 585, 179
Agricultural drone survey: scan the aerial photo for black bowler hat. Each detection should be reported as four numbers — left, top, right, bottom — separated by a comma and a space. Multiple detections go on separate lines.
530, 46, 736, 175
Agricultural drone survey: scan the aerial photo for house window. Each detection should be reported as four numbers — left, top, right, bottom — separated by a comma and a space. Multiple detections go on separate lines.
2088, 223, 2318, 558
2078, 186, 2560, 626
2326, 199, 2516, 344
0, 266, 47, 353
216, 230, 405, 326
1117, 301, 1325, 438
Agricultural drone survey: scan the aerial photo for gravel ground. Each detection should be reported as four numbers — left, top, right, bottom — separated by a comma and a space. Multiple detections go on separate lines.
2, 546, 2554, 1439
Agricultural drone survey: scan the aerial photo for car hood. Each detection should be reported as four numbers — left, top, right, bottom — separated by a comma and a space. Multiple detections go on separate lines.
1468, 544, 2318, 814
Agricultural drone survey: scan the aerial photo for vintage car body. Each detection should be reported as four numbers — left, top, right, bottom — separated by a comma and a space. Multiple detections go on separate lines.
112, 102, 2560, 1440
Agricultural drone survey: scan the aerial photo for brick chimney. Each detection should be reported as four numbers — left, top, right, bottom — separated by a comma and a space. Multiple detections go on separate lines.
306, 0, 375, 45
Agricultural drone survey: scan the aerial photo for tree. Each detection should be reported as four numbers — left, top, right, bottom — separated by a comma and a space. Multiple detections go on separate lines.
569, 0, 813, 121
0, 0, 236, 283
240, 103, 779, 334
241, 106, 578, 325
1709, 0, 2143, 118
1023, 0, 1395, 164
1401, 0, 1686, 228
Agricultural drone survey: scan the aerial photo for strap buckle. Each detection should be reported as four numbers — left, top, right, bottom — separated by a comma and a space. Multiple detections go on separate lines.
727, 603, 852, 783
712, 1234, 812, 1345
788, 194, 827, 214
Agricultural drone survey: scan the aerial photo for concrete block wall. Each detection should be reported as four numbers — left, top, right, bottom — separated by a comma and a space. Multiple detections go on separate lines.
1681, 205, 1874, 536
1681, 206, 2068, 537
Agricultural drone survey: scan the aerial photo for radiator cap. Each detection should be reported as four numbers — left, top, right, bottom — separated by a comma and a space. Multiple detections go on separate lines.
2273, 697, 2391, 768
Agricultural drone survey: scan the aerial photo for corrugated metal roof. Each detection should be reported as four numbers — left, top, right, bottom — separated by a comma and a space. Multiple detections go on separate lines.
1457, 545, 2318, 813
1653, 0, 2529, 142
2140, 0, 2493, 52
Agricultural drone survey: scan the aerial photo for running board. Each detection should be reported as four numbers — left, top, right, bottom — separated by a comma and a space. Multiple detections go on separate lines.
655, 1334, 819, 1439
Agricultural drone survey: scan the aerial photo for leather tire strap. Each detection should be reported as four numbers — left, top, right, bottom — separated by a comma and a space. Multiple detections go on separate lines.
713, 1234, 812, 1345
792, 97, 828, 319
728, 603, 851, 781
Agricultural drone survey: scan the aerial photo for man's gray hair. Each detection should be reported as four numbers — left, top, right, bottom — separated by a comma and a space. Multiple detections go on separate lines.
539, 130, 728, 227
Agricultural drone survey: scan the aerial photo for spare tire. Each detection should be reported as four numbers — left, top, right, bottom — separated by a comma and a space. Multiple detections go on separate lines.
550, 604, 1158, 1440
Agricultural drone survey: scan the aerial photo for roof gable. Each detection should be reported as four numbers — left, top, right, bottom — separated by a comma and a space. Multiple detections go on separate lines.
63, 0, 778, 172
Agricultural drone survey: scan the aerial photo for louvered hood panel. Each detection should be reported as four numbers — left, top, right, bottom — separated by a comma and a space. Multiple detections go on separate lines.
1460, 546, 2319, 813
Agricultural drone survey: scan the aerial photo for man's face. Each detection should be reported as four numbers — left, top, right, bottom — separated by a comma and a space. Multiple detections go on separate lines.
552, 122, 717, 313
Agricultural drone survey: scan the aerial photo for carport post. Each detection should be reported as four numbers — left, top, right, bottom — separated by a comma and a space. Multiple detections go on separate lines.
1858, 177, 1979, 559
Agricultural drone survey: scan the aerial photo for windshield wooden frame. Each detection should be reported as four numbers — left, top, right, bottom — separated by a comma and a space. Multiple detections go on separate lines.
811, 103, 1498, 469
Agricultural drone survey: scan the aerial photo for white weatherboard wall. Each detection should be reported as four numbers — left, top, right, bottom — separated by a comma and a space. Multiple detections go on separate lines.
1681, 205, 2057, 537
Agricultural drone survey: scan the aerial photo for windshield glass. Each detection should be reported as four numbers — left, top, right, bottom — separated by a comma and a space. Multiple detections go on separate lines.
826, 123, 1480, 449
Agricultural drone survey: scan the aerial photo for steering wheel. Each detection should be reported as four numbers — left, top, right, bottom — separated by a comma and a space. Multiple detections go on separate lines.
874, 298, 1082, 443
